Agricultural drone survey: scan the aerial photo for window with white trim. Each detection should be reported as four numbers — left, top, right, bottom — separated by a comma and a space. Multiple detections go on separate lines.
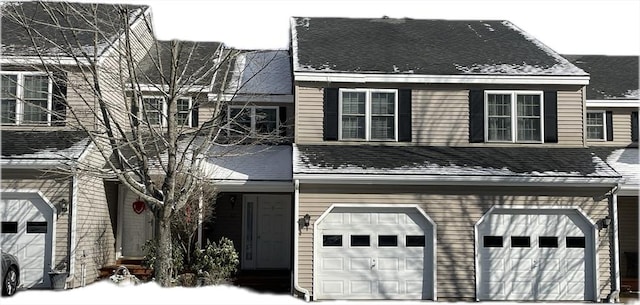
586, 111, 605, 140
339, 89, 397, 141
485, 91, 543, 143
1, 72, 52, 125
228, 106, 279, 134
141, 96, 192, 126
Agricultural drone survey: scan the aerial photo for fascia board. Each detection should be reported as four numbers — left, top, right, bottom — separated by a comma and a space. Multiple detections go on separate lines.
293, 72, 590, 85
293, 173, 620, 187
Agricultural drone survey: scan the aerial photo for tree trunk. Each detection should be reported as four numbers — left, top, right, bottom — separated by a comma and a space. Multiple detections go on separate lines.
154, 206, 173, 286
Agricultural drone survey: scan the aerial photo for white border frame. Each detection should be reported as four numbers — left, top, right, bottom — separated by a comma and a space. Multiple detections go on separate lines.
484, 90, 544, 143
473, 206, 599, 302
338, 88, 399, 142
312, 203, 437, 300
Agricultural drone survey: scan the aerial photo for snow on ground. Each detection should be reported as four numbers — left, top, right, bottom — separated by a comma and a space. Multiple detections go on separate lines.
2, 280, 638, 305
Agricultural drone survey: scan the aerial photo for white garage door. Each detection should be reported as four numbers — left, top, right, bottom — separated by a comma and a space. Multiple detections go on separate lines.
1, 192, 54, 289
477, 209, 595, 301
315, 206, 435, 300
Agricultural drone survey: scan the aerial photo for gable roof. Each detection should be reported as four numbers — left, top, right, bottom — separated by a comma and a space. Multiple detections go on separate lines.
291, 17, 586, 80
1, 1, 148, 58
135, 40, 223, 88
293, 145, 620, 186
564, 55, 639, 100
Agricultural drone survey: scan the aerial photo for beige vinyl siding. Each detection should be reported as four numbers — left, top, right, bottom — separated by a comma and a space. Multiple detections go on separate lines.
557, 88, 585, 146
295, 84, 586, 147
587, 107, 637, 146
618, 196, 638, 279
296, 184, 613, 301
1, 171, 71, 276
70, 145, 116, 287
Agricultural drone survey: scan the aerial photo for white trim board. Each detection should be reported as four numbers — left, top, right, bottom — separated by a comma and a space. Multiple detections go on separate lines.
293, 72, 589, 85
587, 100, 640, 108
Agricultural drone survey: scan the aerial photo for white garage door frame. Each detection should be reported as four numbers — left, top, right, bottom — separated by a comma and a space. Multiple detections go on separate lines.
313, 203, 437, 300
1, 190, 57, 289
473, 206, 599, 302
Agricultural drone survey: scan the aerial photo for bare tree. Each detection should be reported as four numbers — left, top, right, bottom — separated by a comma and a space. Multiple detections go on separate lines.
2, 1, 286, 286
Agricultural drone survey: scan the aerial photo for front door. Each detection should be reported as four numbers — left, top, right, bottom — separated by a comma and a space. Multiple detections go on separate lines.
119, 187, 154, 257
242, 194, 291, 269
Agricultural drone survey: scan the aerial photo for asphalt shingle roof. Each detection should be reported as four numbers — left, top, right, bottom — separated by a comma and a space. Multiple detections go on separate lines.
1, 130, 89, 159
291, 17, 586, 76
294, 145, 620, 178
564, 55, 639, 100
1, 1, 148, 57
136, 40, 223, 86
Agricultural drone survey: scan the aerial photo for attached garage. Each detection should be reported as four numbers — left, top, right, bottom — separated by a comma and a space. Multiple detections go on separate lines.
0, 192, 55, 289
475, 208, 597, 301
314, 205, 436, 300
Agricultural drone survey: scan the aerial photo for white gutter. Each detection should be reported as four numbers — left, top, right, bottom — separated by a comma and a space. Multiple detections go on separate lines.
293, 71, 590, 85
0, 56, 90, 66
293, 173, 620, 187
587, 100, 640, 108
607, 185, 621, 303
293, 179, 310, 302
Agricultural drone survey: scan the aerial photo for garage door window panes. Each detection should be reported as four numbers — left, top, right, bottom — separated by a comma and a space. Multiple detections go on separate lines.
378, 235, 397, 247
566, 236, 585, 248
26, 221, 47, 233
406, 235, 425, 247
350, 235, 370, 247
323, 235, 342, 247
511, 236, 530, 247
539, 236, 558, 248
483, 236, 503, 247
1, 222, 17, 233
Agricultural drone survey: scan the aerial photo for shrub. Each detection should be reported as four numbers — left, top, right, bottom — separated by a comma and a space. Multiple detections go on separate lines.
193, 237, 239, 285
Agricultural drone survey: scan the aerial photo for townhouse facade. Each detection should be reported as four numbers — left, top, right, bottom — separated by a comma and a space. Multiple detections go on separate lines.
1, 2, 638, 303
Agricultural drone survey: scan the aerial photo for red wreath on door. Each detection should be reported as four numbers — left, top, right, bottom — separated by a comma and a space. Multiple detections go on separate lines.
132, 198, 146, 214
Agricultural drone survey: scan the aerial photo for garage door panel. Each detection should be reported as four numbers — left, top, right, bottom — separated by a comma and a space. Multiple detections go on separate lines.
478, 210, 593, 301
316, 207, 433, 300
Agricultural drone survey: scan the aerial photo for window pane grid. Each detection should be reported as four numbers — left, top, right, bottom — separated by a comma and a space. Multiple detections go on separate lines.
340, 90, 396, 141
487, 94, 512, 141
143, 98, 163, 125
486, 92, 542, 142
176, 99, 191, 125
586, 112, 605, 140
255, 108, 277, 133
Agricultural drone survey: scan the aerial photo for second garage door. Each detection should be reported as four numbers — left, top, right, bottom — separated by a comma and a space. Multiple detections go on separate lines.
314, 206, 435, 300
476, 208, 596, 301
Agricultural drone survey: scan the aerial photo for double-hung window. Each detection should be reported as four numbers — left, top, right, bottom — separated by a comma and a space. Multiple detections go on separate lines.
586, 111, 606, 140
485, 91, 543, 143
339, 89, 397, 141
228, 106, 279, 135
1, 73, 52, 125
141, 96, 192, 126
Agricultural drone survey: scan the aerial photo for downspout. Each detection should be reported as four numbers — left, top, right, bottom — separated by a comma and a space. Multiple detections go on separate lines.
65, 166, 78, 287
293, 179, 310, 302
606, 184, 621, 303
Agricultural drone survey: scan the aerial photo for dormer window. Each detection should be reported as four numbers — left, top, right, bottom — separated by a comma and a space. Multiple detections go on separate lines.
228, 106, 279, 135
485, 91, 543, 143
1, 73, 52, 125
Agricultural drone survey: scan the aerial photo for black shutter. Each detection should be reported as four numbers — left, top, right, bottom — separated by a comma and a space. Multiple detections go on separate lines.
632, 111, 638, 142
279, 106, 287, 137
51, 72, 67, 126
468, 89, 484, 143
606, 111, 614, 141
543, 91, 558, 143
323, 88, 339, 141
398, 89, 412, 142
190, 101, 199, 127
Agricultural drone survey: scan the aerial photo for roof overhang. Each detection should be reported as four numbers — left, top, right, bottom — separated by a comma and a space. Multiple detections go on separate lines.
1, 55, 90, 66
618, 184, 639, 196
133, 84, 211, 93
209, 180, 293, 192
294, 173, 620, 188
212, 93, 294, 103
293, 72, 590, 85
586, 99, 640, 108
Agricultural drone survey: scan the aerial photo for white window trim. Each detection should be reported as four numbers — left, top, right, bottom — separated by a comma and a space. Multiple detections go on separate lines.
227, 105, 280, 134
141, 96, 193, 127
338, 88, 399, 141
586, 110, 607, 141
176, 97, 193, 127
484, 90, 544, 143
1, 71, 53, 126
